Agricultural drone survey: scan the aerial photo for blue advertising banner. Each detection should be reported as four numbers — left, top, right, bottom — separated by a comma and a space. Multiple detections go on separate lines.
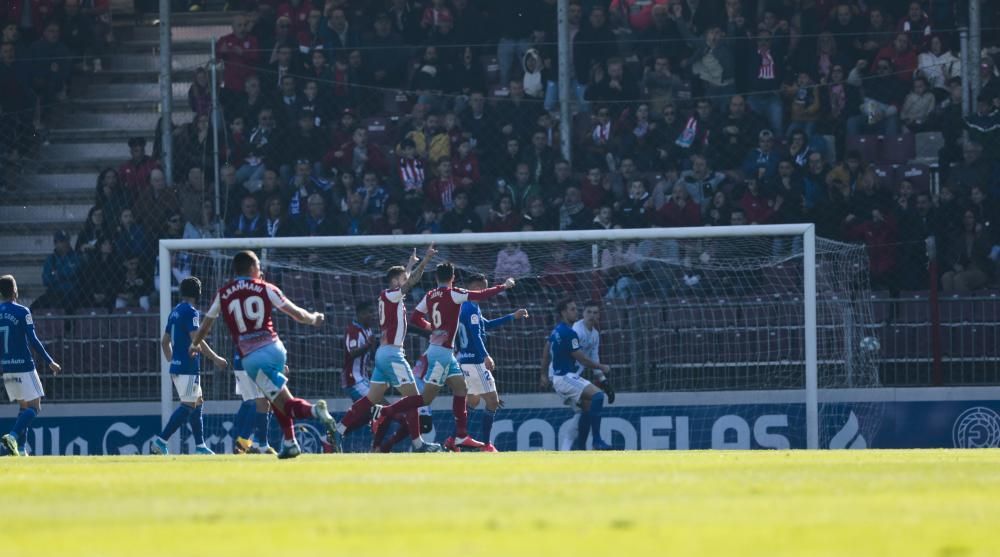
1, 389, 998, 455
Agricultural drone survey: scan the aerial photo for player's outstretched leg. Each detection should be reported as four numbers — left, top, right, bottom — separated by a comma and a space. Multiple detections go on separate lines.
441, 375, 486, 452
233, 400, 256, 453
4, 402, 39, 457
151, 404, 194, 455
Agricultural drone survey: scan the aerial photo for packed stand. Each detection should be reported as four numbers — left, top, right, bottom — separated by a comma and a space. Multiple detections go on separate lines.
37, 0, 1000, 315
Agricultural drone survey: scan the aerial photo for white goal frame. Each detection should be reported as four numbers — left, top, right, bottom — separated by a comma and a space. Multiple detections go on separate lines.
159, 224, 820, 449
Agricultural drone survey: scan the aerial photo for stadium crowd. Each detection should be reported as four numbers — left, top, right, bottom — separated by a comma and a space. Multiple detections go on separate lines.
22, 0, 1000, 314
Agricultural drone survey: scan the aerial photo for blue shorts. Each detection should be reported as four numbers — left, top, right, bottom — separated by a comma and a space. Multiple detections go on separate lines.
423, 345, 462, 387
347, 379, 371, 402
371, 346, 415, 388
241, 341, 288, 400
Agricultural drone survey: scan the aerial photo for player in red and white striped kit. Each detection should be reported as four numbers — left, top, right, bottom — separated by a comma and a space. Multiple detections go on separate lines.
333, 245, 440, 452
188, 250, 336, 459
373, 262, 515, 452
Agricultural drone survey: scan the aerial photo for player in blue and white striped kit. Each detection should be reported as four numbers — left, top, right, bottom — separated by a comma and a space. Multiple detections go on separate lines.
0, 275, 60, 457
151, 277, 228, 455
457, 274, 528, 452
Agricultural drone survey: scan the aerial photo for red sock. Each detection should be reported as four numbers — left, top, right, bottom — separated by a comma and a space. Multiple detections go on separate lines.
282, 398, 314, 420
341, 397, 374, 434
453, 396, 468, 438
405, 409, 421, 440
273, 407, 295, 441
384, 395, 425, 420
383, 422, 411, 450
373, 419, 391, 447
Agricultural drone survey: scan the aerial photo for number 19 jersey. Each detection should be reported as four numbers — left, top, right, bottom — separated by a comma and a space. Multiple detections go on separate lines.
206, 277, 287, 357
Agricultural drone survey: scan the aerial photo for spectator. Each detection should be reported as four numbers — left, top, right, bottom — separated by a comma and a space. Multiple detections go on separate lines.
738, 179, 775, 225
844, 207, 899, 291
231, 75, 266, 125
848, 59, 906, 136
184, 200, 222, 239
282, 113, 327, 181
238, 108, 281, 187
227, 194, 265, 238
703, 190, 732, 226
500, 162, 542, 212
896, 190, 935, 290
858, 7, 892, 59
742, 129, 780, 180
918, 35, 960, 93
29, 21, 72, 103
188, 66, 212, 116
425, 157, 463, 211
291, 192, 337, 236
941, 209, 993, 292
217, 15, 260, 106
901, 76, 936, 132
366, 12, 405, 90
337, 192, 371, 236
485, 194, 522, 233
133, 168, 180, 238
76, 206, 112, 258
326, 126, 389, 179
415, 205, 441, 234
113, 208, 148, 263
743, 30, 787, 135
174, 113, 215, 180
826, 4, 862, 60
680, 24, 735, 111
115, 256, 152, 311
523, 195, 557, 231
494, 243, 531, 280
618, 179, 653, 227
80, 239, 120, 311
678, 154, 726, 206
260, 195, 291, 238
318, 7, 360, 52
580, 166, 614, 211
592, 205, 616, 229
31, 230, 81, 313
770, 159, 806, 224
784, 72, 821, 137
585, 58, 640, 116
440, 189, 481, 233
496, 0, 538, 86
452, 138, 481, 192
372, 200, 414, 235
899, 1, 932, 49
948, 141, 992, 196
656, 182, 701, 227
874, 33, 918, 84
357, 170, 389, 217
118, 137, 159, 197
94, 168, 129, 223
558, 186, 591, 231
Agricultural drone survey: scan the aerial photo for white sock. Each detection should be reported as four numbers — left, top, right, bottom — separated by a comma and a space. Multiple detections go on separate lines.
283, 439, 296, 447
411, 438, 424, 449
335, 422, 346, 435
455, 436, 467, 443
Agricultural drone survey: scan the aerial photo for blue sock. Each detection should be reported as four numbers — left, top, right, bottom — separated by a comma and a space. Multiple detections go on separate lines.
588, 392, 606, 444
160, 405, 193, 441
574, 412, 592, 449
189, 405, 205, 445
11, 408, 36, 447
254, 410, 270, 447
235, 401, 255, 439
480, 408, 497, 444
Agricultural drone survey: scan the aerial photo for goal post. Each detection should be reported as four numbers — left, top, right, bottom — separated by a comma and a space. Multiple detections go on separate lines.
159, 224, 877, 452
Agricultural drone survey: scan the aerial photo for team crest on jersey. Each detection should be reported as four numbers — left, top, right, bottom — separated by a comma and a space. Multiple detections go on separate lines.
571, 338, 580, 350
24, 313, 32, 325
470, 314, 480, 325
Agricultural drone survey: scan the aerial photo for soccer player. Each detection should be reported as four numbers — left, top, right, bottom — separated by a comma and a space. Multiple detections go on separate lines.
457, 273, 528, 452
373, 263, 515, 452
539, 299, 613, 450
232, 351, 275, 455
333, 245, 438, 452
188, 250, 336, 459
151, 277, 228, 456
343, 301, 377, 402
559, 301, 616, 450
0, 275, 60, 457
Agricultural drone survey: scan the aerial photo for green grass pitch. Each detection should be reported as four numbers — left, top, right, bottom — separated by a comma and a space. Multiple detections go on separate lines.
4, 450, 1000, 556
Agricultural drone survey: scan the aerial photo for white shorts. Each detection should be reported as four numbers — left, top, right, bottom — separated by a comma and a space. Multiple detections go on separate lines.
461, 363, 497, 396
234, 369, 264, 402
171, 374, 203, 403
3, 370, 44, 402
552, 373, 592, 404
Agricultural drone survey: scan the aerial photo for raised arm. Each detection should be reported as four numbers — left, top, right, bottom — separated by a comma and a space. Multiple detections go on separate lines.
484, 308, 529, 331
277, 299, 325, 326
402, 244, 437, 294
466, 277, 515, 301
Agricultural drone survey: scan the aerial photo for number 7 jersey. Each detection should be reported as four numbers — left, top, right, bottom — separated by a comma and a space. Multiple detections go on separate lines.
206, 277, 288, 357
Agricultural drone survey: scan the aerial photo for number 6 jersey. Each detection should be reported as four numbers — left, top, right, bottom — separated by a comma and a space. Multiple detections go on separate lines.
413, 285, 506, 349
206, 277, 287, 357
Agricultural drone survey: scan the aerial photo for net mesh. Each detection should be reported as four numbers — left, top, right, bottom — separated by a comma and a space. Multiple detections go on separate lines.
166, 231, 882, 452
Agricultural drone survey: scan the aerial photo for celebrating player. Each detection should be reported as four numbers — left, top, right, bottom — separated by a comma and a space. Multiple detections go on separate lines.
373, 263, 515, 452
457, 274, 528, 452
0, 275, 60, 457
152, 277, 228, 455
333, 245, 438, 452
188, 250, 336, 459
232, 351, 275, 455
540, 299, 613, 450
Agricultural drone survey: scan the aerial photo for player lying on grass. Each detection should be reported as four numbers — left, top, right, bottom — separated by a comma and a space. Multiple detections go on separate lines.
152, 277, 228, 455
231, 351, 275, 455
0, 275, 61, 457
457, 273, 528, 452
188, 250, 336, 459
540, 299, 613, 450
333, 245, 440, 452
372, 263, 515, 452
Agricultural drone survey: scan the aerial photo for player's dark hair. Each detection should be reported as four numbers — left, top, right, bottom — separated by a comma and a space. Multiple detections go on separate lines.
583, 300, 601, 311
356, 300, 373, 314
0, 275, 15, 299
232, 250, 258, 276
435, 262, 455, 283
385, 265, 406, 283
465, 273, 487, 287
555, 298, 574, 315
180, 277, 202, 299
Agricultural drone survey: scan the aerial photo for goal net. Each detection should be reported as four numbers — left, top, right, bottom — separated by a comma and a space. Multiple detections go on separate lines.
159, 226, 883, 453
